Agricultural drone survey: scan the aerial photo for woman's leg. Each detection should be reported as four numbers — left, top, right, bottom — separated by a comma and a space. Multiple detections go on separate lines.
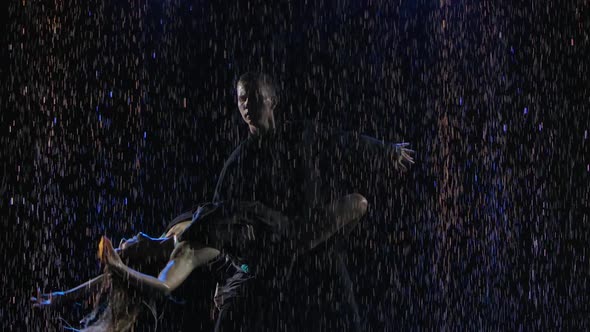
307, 193, 368, 251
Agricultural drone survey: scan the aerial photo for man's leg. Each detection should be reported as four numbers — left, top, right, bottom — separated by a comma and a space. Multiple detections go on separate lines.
333, 239, 362, 331
332, 195, 366, 330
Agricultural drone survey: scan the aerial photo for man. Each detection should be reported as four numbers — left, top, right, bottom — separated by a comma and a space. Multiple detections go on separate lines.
100, 72, 413, 330
209, 72, 414, 330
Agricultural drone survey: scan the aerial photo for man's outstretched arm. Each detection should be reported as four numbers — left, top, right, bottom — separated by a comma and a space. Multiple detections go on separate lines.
333, 131, 415, 171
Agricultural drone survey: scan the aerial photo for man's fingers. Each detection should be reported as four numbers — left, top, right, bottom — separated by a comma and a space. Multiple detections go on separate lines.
402, 153, 415, 164
403, 148, 416, 155
400, 150, 414, 164
401, 150, 409, 158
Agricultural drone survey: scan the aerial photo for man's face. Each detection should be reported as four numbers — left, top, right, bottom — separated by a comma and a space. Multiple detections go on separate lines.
236, 82, 274, 134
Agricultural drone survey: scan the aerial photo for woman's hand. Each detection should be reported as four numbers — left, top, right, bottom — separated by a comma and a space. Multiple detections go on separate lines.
99, 236, 124, 270
30, 289, 63, 308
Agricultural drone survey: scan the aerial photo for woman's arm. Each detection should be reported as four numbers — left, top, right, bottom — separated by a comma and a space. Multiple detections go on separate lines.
31, 218, 194, 308
31, 274, 105, 308
31, 234, 173, 308
102, 237, 220, 297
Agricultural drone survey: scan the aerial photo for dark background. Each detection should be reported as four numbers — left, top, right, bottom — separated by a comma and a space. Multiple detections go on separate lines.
2, 0, 589, 330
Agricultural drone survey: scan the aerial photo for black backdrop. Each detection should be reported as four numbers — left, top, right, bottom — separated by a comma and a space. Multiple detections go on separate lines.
2, 0, 589, 330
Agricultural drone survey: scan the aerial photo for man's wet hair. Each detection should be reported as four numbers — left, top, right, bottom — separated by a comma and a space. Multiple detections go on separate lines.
236, 72, 279, 107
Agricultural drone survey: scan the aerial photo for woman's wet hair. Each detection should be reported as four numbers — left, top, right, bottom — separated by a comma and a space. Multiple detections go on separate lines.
79, 274, 147, 331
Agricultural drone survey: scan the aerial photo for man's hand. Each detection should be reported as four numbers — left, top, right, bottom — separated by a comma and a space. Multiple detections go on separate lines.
391, 142, 415, 171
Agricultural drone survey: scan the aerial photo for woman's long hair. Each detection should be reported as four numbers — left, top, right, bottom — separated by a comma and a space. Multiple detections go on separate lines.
79, 269, 161, 332
76, 212, 195, 332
